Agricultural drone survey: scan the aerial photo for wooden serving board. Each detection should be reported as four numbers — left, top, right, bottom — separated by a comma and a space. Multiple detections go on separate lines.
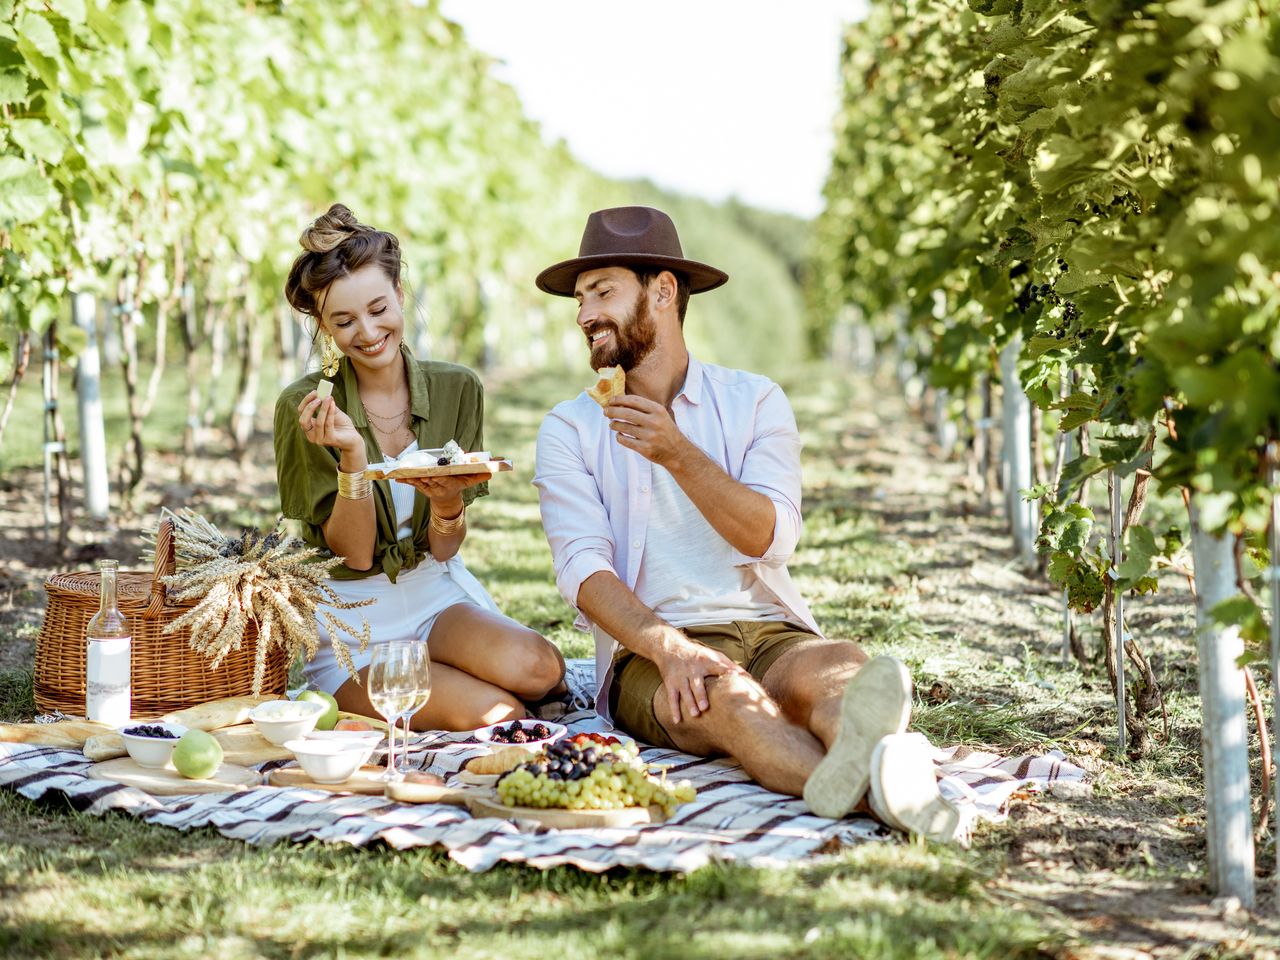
212, 725, 294, 766
364, 459, 512, 481
267, 765, 389, 794
384, 779, 477, 807
465, 794, 667, 829
88, 757, 260, 795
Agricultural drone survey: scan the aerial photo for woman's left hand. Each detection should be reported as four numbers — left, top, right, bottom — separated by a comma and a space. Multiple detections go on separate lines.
397, 473, 488, 506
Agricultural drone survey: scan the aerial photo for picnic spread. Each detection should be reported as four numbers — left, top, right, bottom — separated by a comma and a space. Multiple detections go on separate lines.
0, 661, 1088, 873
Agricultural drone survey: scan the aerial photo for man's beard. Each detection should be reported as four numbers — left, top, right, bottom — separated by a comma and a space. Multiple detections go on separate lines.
591, 289, 657, 372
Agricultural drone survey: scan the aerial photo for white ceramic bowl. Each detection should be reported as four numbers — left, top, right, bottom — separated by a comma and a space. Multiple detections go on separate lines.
283, 738, 376, 784
118, 721, 189, 768
474, 719, 567, 750
306, 728, 385, 746
248, 699, 327, 746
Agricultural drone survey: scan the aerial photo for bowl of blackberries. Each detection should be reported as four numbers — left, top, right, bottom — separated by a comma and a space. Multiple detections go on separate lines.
474, 719, 566, 750
118, 721, 189, 768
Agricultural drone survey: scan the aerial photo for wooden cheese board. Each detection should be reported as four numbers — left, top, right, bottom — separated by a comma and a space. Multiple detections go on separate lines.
384, 779, 478, 807
464, 794, 668, 828
267, 765, 389, 795
88, 757, 260, 795
364, 459, 512, 481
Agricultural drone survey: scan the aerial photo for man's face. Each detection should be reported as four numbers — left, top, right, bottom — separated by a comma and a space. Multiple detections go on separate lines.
573, 266, 658, 372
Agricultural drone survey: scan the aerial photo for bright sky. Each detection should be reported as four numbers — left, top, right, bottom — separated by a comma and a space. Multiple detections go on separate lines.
438, 0, 869, 220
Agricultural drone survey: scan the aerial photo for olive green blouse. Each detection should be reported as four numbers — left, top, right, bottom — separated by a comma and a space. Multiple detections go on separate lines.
273, 345, 488, 582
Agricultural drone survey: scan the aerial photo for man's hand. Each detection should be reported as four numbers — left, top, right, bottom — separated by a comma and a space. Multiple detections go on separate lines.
605, 396, 691, 466
658, 634, 750, 723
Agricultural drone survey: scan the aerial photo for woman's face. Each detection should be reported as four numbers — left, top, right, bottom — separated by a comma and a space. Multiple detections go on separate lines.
320, 264, 405, 374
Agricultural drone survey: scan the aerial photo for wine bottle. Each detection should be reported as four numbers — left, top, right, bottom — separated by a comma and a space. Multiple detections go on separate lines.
85, 559, 131, 725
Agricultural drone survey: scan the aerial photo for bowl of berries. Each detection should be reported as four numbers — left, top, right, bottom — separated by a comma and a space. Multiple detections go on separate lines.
474, 718, 566, 750
118, 721, 189, 769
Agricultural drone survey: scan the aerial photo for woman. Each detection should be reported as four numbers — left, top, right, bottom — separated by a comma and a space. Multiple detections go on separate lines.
273, 203, 565, 730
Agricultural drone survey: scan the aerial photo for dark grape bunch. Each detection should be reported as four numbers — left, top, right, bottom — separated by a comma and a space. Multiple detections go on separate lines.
1013, 272, 1080, 336
436, 456, 450, 466
489, 721, 553, 744
123, 724, 177, 739
499, 738, 609, 784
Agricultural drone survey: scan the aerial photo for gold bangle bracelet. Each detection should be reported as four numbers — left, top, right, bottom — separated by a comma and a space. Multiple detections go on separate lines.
429, 507, 466, 536
337, 469, 371, 500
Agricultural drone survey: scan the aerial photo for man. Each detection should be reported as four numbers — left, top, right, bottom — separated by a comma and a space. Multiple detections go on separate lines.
532, 206, 959, 840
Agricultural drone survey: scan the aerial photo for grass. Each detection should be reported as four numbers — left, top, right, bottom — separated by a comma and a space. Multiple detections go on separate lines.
0, 362, 1218, 959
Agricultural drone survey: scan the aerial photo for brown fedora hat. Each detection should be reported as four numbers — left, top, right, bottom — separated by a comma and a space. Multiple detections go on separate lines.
536, 206, 729, 297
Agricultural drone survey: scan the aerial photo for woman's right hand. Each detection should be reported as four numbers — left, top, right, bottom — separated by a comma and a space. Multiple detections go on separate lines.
297, 391, 363, 457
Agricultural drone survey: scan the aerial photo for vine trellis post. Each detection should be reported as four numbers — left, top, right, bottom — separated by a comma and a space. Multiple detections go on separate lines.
1189, 495, 1255, 907
999, 336, 1036, 568
1108, 471, 1127, 756
72, 292, 109, 521
1269, 443, 1280, 906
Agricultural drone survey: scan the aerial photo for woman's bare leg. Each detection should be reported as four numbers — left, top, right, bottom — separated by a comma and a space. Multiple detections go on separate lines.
427, 603, 566, 701
332, 660, 527, 731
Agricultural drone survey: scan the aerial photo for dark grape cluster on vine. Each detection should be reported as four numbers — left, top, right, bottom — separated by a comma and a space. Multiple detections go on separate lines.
1013, 272, 1080, 336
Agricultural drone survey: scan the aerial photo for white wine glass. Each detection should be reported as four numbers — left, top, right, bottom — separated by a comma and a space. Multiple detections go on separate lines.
395, 642, 432, 775
367, 641, 417, 783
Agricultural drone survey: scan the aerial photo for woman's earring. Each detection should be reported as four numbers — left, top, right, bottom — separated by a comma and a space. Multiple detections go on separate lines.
321, 333, 341, 377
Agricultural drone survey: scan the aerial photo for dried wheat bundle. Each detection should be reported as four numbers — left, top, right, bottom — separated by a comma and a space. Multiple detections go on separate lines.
157, 508, 373, 693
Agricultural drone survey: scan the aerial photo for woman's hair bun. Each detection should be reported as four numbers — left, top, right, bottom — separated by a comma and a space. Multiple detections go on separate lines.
299, 203, 370, 254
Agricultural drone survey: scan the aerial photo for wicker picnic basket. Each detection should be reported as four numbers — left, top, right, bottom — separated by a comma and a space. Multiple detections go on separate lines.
33, 518, 289, 717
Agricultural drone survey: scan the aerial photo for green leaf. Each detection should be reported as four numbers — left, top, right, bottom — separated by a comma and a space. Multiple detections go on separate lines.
55, 323, 88, 357
1211, 595, 1269, 647
0, 155, 58, 223
0, 70, 26, 105
49, 0, 86, 24
84, 0, 124, 46
9, 118, 65, 164
16, 11, 58, 57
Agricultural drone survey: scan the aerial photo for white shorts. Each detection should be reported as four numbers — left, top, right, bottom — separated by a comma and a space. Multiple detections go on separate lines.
304, 554, 500, 695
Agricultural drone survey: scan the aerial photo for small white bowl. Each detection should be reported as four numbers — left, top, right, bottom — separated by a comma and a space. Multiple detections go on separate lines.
248, 699, 327, 746
306, 729, 385, 746
283, 738, 375, 784
474, 719, 567, 750
118, 721, 189, 769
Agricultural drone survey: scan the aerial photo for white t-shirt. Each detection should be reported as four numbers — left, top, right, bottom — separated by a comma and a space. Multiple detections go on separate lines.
384, 440, 419, 541
632, 462, 788, 627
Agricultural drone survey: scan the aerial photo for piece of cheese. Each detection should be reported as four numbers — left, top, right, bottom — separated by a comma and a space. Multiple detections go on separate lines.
316, 379, 334, 401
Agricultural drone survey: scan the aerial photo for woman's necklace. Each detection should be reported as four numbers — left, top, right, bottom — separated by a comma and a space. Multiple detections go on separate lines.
359, 373, 416, 457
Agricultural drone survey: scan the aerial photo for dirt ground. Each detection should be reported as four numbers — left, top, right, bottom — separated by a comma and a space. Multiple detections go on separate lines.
2, 372, 1279, 957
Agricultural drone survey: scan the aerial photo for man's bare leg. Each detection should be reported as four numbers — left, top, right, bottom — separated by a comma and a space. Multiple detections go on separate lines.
652, 671, 826, 797
760, 639, 868, 746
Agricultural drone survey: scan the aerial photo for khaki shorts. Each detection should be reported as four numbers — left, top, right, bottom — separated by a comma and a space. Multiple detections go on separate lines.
607, 620, 822, 749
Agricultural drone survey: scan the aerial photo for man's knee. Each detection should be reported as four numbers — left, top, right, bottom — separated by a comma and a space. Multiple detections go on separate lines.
656, 672, 777, 753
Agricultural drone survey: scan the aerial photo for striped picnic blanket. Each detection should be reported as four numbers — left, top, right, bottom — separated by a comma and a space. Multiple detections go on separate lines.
0, 661, 1087, 873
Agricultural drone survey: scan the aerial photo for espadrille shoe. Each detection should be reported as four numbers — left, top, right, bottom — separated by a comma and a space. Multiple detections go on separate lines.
803, 655, 912, 819
868, 733, 965, 844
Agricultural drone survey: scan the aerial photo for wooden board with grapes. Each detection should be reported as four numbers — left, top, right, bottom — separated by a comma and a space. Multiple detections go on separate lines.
473, 733, 697, 828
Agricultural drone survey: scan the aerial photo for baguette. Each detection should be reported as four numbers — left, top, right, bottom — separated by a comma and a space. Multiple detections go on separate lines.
586, 366, 625, 407
0, 720, 116, 749
161, 695, 276, 732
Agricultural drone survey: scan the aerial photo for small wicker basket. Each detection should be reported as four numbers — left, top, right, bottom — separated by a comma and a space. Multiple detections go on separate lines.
33, 519, 289, 717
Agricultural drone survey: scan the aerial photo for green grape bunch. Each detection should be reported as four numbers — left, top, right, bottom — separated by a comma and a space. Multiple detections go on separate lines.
496, 739, 696, 816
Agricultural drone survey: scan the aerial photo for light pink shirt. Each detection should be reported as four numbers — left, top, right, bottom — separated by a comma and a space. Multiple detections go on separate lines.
533, 355, 821, 713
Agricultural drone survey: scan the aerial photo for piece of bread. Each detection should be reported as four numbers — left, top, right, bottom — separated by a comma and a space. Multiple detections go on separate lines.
0, 720, 116, 749
586, 366, 625, 407
161, 695, 276, 732
464, 745, 533, 775
83, 733, 127, 761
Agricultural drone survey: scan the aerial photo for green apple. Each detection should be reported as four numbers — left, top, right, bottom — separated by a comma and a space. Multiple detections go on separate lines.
298, 690, 339, 731
172, 729, 223, 780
